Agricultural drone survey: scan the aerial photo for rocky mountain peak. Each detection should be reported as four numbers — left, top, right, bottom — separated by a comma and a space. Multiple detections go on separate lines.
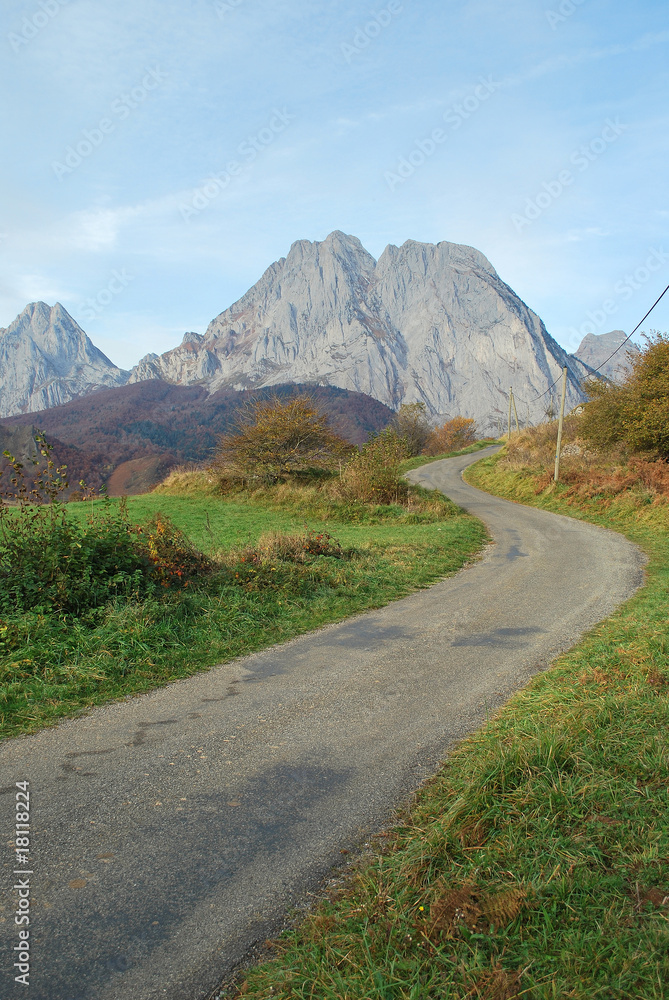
127, 232, 591, 432
0, 301, 129, 418
573, 330, 639, 383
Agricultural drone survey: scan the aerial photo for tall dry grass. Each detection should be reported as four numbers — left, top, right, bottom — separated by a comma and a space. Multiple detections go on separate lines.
502, 416, 669, 503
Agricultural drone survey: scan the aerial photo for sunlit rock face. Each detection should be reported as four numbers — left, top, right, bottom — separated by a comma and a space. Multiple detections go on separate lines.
128, 232, 589, 433
0, 302, 128, 417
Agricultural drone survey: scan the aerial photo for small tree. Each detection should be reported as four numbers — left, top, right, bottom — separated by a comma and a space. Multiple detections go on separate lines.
214, 394, 352, 485
425, 416, 477, 456
581, 331, 669, 457
390, 402, 432, 456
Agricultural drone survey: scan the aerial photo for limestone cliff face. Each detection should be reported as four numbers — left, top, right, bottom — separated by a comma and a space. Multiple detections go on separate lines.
129, 232, 590, 432
573, 330, 638, 383
0, 302, 128, 417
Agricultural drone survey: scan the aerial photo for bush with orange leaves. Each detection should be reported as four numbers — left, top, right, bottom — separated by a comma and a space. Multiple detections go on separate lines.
425, 416, 478, 456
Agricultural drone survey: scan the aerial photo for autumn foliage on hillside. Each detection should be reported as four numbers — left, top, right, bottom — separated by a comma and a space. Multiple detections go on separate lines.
580, 331, 669, 458
0, 381, 394, 495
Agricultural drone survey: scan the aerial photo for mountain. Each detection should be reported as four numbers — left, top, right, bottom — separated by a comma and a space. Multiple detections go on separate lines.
128, 231, 592, 433
573, 330, 639, 383
0, 302, 129, 418
0, 381, 393, 495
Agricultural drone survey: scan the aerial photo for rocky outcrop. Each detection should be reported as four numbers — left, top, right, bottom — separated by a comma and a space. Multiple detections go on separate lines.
0, 302, 129, 417
129, 232, 591, 433
572, 330, 638, 383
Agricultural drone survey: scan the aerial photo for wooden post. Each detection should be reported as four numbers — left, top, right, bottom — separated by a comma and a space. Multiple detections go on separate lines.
507, 388, 512, 439
554, 366, 568, 483
511, 390, 520, 433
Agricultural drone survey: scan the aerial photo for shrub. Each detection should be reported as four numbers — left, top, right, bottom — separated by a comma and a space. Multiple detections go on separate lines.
390, 402, 432, 456
581, 331, 669, 457
425, 416, 477, 455
213, 394, 353, 486
339, 429, 410, 504
0, 435, 212, 614
135, 512, 213, 588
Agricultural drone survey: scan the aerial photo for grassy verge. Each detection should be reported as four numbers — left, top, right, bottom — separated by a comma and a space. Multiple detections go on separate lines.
0, 492, 486, 741
222, 450, 668, 1000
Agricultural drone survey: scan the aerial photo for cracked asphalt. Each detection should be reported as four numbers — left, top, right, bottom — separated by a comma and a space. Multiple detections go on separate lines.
0, 447, 645, 999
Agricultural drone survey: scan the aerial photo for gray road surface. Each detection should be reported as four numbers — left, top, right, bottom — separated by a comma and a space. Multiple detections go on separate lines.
0, 447, 645, 1000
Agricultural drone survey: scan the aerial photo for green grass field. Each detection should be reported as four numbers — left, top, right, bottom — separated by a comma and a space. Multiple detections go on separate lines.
0, 489, 487, 740
221, 450, 669, 1000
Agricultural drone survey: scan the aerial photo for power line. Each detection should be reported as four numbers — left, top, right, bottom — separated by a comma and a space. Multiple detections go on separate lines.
513, 281, 669, 409
585, 281, 669, 377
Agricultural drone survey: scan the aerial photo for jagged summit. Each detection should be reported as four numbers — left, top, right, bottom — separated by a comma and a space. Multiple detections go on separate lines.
3, 234, 596, 429
0, 301, 128, 417
128, 232, 590, 431
573, 330, 638, 383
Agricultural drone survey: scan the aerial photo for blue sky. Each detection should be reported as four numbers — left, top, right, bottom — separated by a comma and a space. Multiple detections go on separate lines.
1, 0, 667, 370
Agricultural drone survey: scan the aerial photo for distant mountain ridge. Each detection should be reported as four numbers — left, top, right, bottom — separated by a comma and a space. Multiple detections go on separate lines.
128, 231, 592, 432
2, 233, 609, 432
0, 302, 128, 417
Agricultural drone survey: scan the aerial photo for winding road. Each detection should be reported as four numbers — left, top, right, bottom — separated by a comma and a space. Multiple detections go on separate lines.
0, 447, 645, 1000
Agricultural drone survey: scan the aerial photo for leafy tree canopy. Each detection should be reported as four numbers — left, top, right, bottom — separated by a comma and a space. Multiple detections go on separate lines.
581, 331, 669, 458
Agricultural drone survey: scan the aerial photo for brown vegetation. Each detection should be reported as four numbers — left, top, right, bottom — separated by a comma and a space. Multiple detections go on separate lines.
1, 381, 393, 494
497, 333, 669, 504
500, 414, 669, 504
580, 331, 669, 457
426, 415, 477, 455
390, 402, 432, 456
213, 394, 353, 486
339, 428, 410, 504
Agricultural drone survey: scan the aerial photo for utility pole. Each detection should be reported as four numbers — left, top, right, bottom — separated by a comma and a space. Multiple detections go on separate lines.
554, 366, 568, 483
507, 388, 512, 439
511, 390, 520, 433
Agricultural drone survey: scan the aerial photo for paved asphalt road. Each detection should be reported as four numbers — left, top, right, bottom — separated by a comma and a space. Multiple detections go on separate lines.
0, 447, 645, 1000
